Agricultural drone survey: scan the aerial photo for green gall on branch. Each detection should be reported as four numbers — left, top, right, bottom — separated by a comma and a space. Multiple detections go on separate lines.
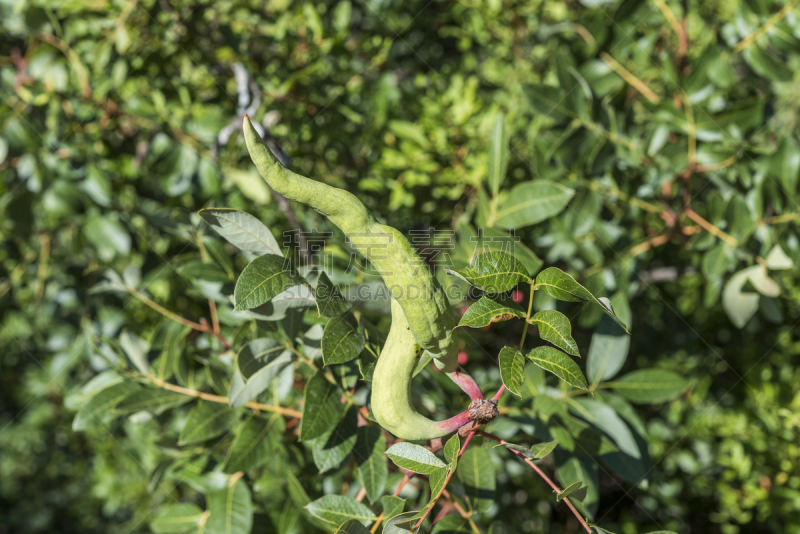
242, 115, 487, 439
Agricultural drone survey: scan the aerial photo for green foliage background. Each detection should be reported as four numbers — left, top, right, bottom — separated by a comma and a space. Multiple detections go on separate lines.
2, 0, 800, 533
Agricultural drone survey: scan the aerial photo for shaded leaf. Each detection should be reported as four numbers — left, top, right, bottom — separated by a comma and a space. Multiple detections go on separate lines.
316, 271, 353, 317
457, 296, 524, 328
305, 495, 375, 528
300, 371, 344, 441
605, 369, 688, 404
354, 425, 388, 503
556, 480, 587, 502
179, 401, 239, 445
206, 475, 254, 534
336, 520, 372, 534
73, 381, 139, 431
312, 406, 358, 473
458, 447, 495, 512
386, 442, 447, 474
223, 414, 283, 473
586, 295, 631, 384
379, 496, 405, 525
443, 434, 460, 471
487, 112, 509, 196
383, 511, 420, 533
199, 208, 283, 256
180, 260, 232, 283
229, 339, 292, 407
233, 255, 306, 311
150, 503, 205, 534
500, 440, 558, 460
115, 389, 190, 415
493, 180, 575, 229
498, 346, 526, 397
322, 313, 366, 365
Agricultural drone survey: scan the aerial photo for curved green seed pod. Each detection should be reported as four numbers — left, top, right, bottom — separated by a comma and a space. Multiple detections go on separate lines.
372, 299, 473, 440
243, 116, 458, 369
242, 116, 487, 439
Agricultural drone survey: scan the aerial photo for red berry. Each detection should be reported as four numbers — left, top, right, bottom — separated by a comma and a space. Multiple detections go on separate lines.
458, 351, 469, 365
511, 290, 525, 303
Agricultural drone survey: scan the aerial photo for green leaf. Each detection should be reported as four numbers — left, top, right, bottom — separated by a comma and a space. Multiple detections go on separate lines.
457, 447, 496, 512
445, 250, 530, 293
179, 401, 239, 445
316, 271, 353, 317
722, 265, 779, 328
604, 369, 688, 404
430, 515, 470, 533
152, 321, 190, 381
383, 511, 420, 533
385, 442, 447, 474
150, 503, 205, 534
223, 414, 283, 473
322, 313, 367, 365
569, 398, 639, 458
701, 242, 735, 278
119, 330, 149, 374
233, 255, 306, 311
312, 406, 358, 473
523, 84, 573, 123
534, 268, 628, 331
457, 296, 525, 328
487, 113, 509, 196
493, 180, 575, 229
336, 520, 372, 534
529, 310, 580, 357
468, 226, 543, 276
199, 208, 283, 256
229, 339, 293, 407
500, 440, 559, 460
766, 244, 794, 270
300, 371, 344, 441
379, 497, 405, 526
443, 434, 460, 471
354, 425, 388, 503
427, 466, 449, 505
767, 134, 799, 195
554, 451, 599, 518
556, 480, 587, 502
527, 346, 588, 390
180, 260, 232, 283
305, 495, 376, 528
206, 475, 254, 534
586, 295, 631, 384
498, 346, 526, 397
115, 388, 190, 414
73, 381, 139, 431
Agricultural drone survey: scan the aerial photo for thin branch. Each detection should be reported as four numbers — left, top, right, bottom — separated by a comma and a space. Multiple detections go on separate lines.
734, 0, 800, 52
684, 209, 738, 246
600, 53, 661, 104
126, 286, 231, 349
478, 431, 592, 534
628, 232, 671, 258
652, 0, 683, 41
35, 232, 50, 300
145, 375, 302, 418
696, 154, 737, 172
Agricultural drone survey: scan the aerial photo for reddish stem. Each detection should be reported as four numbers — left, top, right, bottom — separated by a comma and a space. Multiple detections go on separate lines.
478, 431, 592, 533
435, 409, 475, 434
491, 384, 505, 402
446, 368, 484, 400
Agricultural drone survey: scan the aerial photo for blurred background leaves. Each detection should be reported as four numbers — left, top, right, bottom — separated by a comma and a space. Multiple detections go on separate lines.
2, 0, 800, 532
